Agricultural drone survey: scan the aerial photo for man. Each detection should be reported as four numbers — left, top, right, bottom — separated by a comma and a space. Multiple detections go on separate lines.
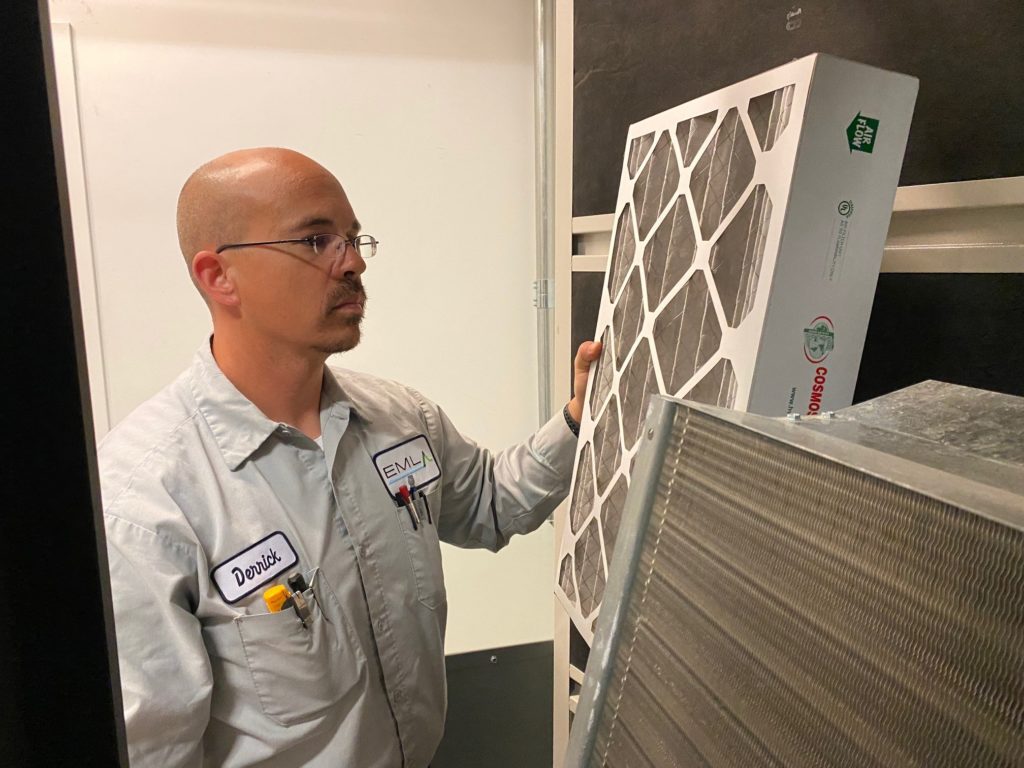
100, 147, 600, 767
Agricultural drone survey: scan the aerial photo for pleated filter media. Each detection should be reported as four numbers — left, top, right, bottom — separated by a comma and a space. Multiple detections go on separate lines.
566, 382, 1024, 767
557, 54, 918, 642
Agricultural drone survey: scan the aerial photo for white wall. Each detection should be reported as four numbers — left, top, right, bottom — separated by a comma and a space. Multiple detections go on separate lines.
50, 0, 554, 655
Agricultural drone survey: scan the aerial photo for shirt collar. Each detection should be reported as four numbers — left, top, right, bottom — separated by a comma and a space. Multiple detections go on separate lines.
320, 365, 370, 423
189, 342, 368, 471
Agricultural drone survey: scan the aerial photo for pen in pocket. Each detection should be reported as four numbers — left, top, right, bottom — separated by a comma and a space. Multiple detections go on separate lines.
397, 485, 419, 530
410, 480, 432, 525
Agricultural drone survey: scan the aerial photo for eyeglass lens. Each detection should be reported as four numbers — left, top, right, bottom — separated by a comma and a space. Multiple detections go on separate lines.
313, 234, 377, 261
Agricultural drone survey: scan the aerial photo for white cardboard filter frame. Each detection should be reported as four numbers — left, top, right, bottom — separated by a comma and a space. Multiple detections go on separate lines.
557, 53, 918, 643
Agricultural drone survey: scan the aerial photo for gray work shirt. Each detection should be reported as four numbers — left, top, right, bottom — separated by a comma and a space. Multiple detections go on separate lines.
99, 344, 575, 767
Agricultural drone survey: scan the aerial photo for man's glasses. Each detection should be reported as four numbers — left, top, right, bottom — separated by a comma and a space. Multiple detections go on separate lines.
215, 233, 379, 262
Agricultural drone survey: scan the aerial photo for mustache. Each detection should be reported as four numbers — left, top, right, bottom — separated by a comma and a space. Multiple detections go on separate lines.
328, 278, 367, 307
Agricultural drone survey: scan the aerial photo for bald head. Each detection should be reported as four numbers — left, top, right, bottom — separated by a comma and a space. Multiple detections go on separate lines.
176, 148, 367, 358
176, 148, 341, 271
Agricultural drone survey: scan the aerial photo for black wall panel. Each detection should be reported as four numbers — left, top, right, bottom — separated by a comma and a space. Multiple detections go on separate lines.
433, 642, 553, 768
854, 273, 1024, 402
571, 271, 606, 396
574, 0, 1024, 216
0, 1, 126, 764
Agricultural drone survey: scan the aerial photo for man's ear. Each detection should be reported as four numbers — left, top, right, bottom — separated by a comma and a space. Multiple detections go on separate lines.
192, 250, 239, 307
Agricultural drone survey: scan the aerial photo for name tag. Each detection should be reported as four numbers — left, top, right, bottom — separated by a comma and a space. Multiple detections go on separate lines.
210, 531, 298, 604
372, 434, 441, 498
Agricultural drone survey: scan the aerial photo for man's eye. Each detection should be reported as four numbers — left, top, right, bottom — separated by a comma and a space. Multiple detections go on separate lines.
300, 235, 329, 253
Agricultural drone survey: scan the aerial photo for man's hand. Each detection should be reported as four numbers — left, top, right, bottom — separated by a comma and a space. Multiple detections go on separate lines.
567, 340, 603, 424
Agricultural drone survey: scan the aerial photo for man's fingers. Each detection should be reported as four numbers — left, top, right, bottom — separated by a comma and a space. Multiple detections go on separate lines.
575, 340, 602, 371
568, 341, 602, 422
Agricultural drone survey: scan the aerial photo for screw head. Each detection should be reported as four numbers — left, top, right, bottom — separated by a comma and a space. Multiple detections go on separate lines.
647, 427, 654, 438
489, 655, 498, 664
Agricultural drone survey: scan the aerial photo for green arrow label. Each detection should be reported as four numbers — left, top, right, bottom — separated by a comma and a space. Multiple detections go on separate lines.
847, 112, 879, 153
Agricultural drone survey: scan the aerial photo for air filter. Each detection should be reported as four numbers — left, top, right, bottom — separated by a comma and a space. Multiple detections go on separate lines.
566, 382, 1024, 767
557, 54, 918, 642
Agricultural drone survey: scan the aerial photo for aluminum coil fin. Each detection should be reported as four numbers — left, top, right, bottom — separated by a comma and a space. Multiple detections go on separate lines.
568, 385, 1024, 767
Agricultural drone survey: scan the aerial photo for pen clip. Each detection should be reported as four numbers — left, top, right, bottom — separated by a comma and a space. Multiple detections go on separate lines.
421, 490, 432, 526
290, 590, 311, 629
411, 480, 433, 525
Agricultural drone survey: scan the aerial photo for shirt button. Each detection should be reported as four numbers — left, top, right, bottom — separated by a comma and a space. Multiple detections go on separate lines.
376, 619, 386, 633
358, 544, 368, 559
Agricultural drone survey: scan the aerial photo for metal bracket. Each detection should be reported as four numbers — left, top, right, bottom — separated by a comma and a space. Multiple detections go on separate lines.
533, 278, 554, 309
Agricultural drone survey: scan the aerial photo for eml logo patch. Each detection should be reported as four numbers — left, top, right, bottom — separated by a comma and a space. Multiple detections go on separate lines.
847, 113, 879, 153
803, 315, 835, 363
372, 434, 440, 496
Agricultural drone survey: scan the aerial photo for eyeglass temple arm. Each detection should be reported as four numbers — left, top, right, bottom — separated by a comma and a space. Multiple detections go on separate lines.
214, 238, 310, 254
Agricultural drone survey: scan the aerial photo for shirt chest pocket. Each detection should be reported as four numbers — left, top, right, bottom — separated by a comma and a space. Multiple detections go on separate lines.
234, 568, 366, 726
399, 485, 446, 611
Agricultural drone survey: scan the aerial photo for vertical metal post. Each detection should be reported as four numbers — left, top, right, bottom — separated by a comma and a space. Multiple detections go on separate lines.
534, 0, 556, 424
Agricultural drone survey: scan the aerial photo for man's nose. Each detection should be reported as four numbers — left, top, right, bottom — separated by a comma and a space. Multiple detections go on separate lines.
330, 241, 366, 279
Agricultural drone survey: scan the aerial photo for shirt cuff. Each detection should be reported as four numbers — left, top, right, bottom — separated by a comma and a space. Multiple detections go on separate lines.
531, 408, 579, 481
